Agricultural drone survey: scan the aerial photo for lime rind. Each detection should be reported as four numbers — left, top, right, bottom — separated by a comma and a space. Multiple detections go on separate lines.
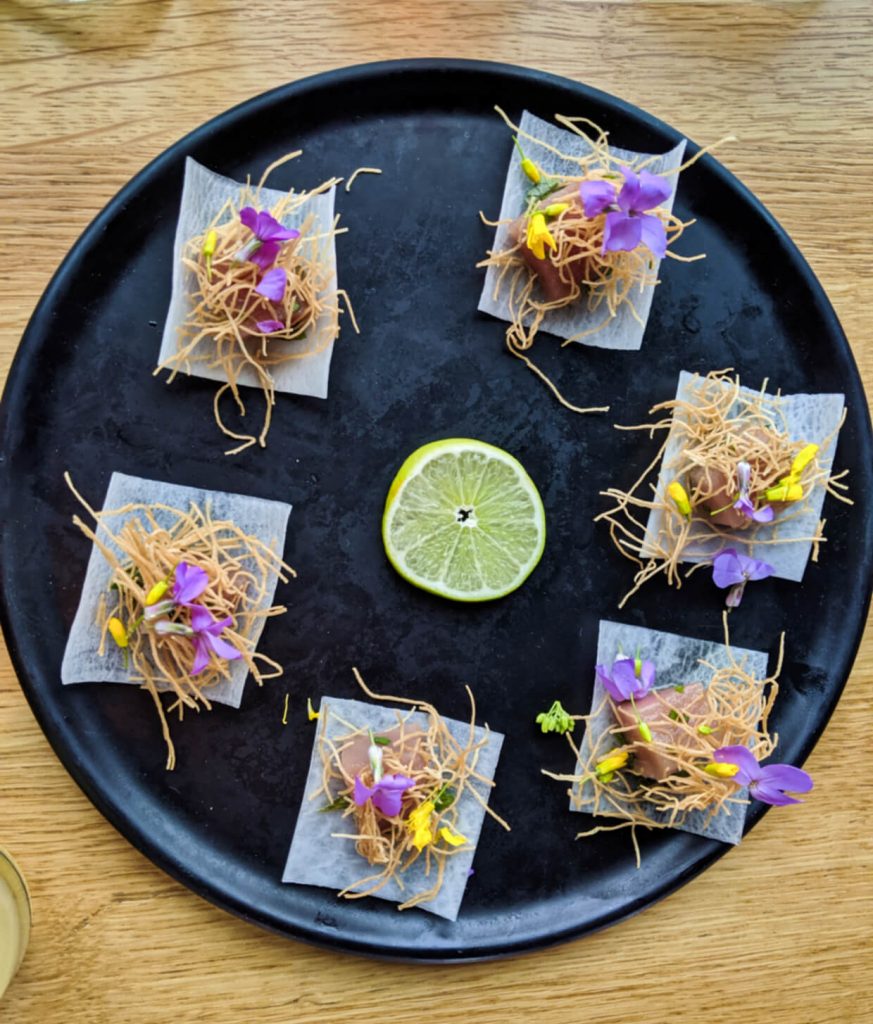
382, 438, 546, 602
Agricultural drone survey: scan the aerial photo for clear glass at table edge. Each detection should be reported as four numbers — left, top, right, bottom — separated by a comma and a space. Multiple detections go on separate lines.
0, 847, 31, 1001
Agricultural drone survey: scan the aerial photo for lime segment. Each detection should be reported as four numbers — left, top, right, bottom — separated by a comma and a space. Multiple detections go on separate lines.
382, 438, 546, 602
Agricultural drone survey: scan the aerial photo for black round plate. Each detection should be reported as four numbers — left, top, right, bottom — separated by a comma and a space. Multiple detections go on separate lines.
1, 60, 871, 962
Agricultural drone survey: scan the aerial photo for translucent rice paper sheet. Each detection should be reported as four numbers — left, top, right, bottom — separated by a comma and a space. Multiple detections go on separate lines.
573, 620, 769, 844
478, 110, 687, 350
283, 697, 504, 920
159, 157, 338, 399
641, 371, 845, 581
61, 472, 292, 709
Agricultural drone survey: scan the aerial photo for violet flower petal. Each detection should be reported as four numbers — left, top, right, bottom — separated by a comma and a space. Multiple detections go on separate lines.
713, 745, 760, 787
189, 604, 217, 633
256, 319, 285, 334
712, 549, 745, 589
750, 504, 775, 524
637, 213, 667, 259
611, 659, 640, 700
602, 211, 643, 253
255, 266, 287, 303
190, 636, 211, 675
733, 494, 756, 518
254, 210, 299, 243
744, 556, 775, 581
173, 562, 209, 605
353, 776, 373, 807
206, 633, 242, 662
751, 768, 813, 805
595, 664, 624, 703
635, 170, 672, 211
248, 240, 280, 271
370, 774, 415, 817
616, 166, 641, 213
579, 179, 616, 218
638, 659, 656, 693
239, 206, 259, 232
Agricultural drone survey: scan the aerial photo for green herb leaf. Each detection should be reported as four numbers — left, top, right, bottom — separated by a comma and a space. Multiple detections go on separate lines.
524, 177, 561, 208
433, 784, 456, 812
372, 735, 391, 746
673, 684, 686, 693
668, 709, 680, 721
319, 796, 349, 813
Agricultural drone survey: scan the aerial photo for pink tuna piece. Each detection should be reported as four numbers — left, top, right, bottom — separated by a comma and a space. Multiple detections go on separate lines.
613, 683, 708, 782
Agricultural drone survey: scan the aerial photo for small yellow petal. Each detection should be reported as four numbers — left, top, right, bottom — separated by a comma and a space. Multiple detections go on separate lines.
638, 722, 653, 743
667, 480, 692, 518
525, 212, 556, 261
790, 443, 818, 478
145, 580, 169, 606
306, 697, 319, 721
107, 617, 128, 649
705, 762, 739, 778
596, 751, 629, 775
521, 157, 541, 184
765, 482, 803, 503
543, 202, 570, 218
202, 229, 218, 258
438, 826, 469, 847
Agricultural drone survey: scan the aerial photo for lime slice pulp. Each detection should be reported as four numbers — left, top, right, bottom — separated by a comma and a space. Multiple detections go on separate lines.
381, 438, 546, 602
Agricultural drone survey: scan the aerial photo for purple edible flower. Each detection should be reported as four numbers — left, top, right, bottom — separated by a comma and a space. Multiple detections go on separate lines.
596, 655, 656, 702
353, 773, 415, 817
254, 266, 287, 303
238, 207, 300, 270
712, 548, 774, 608
172, 562, 209, 606
189, 604, 242, 675
256, 319, 285, 334
579, 166, 672, 258
733, 461, 775, 523
713, 746, 813, 806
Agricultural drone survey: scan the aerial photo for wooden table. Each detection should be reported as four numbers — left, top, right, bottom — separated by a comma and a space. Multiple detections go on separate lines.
1, 2, 871, 1021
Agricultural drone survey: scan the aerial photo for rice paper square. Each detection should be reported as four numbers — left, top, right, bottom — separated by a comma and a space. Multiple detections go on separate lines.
283, 697, 504, 920
641, 371, 845, 582
478, 110, 687, 350
159, 157, 339, 399
573, 620, 769, 844
61, 471, 292, 708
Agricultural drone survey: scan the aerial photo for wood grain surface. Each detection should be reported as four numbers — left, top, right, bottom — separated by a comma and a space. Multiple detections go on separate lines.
1, 2, 871, 1022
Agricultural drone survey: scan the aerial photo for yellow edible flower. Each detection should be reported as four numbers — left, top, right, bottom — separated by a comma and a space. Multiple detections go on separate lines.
203, 229, 218, 279
145, 580, 169, 606
512, 136, 542, 183
765, 482, 804, 503
543, 202, 570, 218
705, 762, 739, 779
667, 480, 692, 519
407, 800, 435, 851
306, 697, 319, 721
526, 212, 557, 261
790, 443, 818, 479
438, 826, 468, 847
521, 157, 541, 183
766, 443, 818, 503
107, 617, 128, 649
596, 750, 629, 776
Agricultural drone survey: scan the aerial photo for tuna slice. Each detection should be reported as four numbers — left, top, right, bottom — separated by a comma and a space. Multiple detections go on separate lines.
613, 683, 707, 782
687, 427, 792, 527
339, 724, 427, 780
509, 187, 591, 303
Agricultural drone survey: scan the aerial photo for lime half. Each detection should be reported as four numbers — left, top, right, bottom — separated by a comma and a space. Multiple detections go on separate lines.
382, 438, 546, 602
